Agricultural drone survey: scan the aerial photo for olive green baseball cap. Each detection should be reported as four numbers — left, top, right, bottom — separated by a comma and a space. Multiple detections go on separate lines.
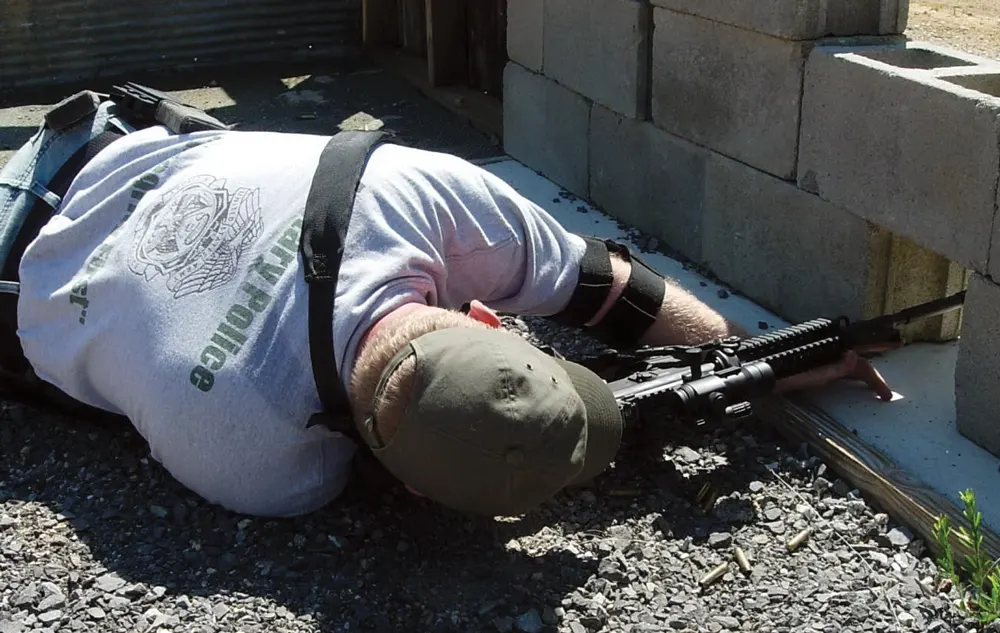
357, 327, 623, 516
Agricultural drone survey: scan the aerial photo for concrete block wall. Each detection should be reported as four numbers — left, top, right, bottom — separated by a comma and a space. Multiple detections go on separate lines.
506, 0, 544, 72
956, 275, 1000, 456
799, 44, 1000, 275
649, 0, 908, 40
651, 10, 809, 180
504, 2, 1000, 456
545, 0, 651, 119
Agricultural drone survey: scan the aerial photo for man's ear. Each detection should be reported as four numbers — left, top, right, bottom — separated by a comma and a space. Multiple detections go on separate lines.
466, 299, 502, 328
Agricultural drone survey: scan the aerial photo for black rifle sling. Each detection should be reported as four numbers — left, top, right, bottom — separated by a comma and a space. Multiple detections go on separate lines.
299, 130, 389, 440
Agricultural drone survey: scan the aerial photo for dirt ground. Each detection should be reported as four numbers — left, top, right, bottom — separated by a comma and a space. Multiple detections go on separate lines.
0, 62, 501, 170
907, 0, 1000, 60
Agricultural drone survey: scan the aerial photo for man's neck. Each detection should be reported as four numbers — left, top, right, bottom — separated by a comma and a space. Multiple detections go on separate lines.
356, 301, 427, 358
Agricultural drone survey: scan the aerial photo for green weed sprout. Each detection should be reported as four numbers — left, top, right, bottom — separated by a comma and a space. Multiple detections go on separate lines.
933, 488, 1000, 625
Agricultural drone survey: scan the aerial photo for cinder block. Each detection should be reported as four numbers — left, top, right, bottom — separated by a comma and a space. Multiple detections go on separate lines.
651, 9, 808, 180
503, 62, 590, 198
955, 273, 1000, 458
702, 152, 893, 324
589, 104, 708, 261
649, 0, 908, 40
702, 152, 970, 334
543, 0, 651, 119
507, 0, 543, 72
798, 42, 1000, 275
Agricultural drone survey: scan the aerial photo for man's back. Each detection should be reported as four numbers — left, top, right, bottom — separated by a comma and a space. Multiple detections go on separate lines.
15, 126, 587, 516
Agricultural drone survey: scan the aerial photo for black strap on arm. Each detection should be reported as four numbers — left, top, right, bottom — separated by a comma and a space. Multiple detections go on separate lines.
547, 235, 665, 349
548, 235, 615, 328
589, 242, 665, 349
299, 130, 389, 439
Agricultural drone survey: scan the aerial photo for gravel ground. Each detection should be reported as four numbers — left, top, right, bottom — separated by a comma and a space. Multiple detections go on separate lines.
0, 305, 980, 633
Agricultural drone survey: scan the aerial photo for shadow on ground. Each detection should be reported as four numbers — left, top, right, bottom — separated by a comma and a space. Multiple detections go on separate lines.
1, 403, 584, 631
1, 384, 783, 632
0, 59, 501, 170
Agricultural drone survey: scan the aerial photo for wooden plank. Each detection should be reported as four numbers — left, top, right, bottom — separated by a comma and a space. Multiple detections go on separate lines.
755, 396, 1000, 564
425, 0, 469, 87
399, 0, 427, 57
371, 48, 503, 143
362, 0, 399, 49
467, 0, 507, 98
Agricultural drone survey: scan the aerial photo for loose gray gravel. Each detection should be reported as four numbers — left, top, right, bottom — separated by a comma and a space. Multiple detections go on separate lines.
0, 310, 982, 633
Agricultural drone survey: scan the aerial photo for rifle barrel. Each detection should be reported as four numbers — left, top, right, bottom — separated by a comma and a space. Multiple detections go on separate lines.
862, 290, 967, 330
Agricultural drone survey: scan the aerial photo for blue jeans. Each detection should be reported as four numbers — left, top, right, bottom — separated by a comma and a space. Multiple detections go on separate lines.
0, 90, 135, 286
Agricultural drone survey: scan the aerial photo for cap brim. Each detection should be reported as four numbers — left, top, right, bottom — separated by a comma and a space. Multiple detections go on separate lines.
554, 358, 624, 485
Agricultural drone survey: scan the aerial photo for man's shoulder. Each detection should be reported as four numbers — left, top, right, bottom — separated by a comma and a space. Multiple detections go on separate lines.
364, 142, 482, 182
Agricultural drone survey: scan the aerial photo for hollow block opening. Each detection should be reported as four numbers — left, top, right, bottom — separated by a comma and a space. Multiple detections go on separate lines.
854, 47, 977, 70
879, 234, 970, 344
940, 74, 1000, 98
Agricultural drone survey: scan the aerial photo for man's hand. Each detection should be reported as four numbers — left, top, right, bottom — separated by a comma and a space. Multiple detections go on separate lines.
772, 342, 902, 402
723, 319, 900, 402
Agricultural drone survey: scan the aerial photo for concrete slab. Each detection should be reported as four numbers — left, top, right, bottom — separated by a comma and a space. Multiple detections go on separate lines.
543, 0, 651, 119
651, 8, 808, 180
649, 0, 908, 40
503, 62, 591, 199
702, 152, 891, 324
507, 0, 544, 73
955, 274, 1000, 458
589, 104, 707, 262
482, 155, 1000, 537
798, 42, 1000, 276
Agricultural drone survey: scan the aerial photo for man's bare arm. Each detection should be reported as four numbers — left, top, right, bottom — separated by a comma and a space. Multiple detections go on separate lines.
584, 252, 741, 346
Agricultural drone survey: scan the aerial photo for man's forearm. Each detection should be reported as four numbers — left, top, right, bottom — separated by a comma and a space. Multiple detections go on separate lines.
639, 278, 744, 346
585, 252, 743, 346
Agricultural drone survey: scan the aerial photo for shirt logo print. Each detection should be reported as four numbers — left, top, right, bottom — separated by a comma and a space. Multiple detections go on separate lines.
128, 174, 263, 299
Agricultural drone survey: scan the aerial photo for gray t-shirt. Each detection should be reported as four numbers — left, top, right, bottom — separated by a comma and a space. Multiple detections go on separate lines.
16, 126, 587, 517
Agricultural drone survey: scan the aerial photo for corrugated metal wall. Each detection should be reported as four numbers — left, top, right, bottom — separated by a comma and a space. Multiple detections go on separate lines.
1, 0, 362, 93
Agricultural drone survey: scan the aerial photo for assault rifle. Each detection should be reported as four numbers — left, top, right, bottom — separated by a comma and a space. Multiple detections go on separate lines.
573, 292, 967, 425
